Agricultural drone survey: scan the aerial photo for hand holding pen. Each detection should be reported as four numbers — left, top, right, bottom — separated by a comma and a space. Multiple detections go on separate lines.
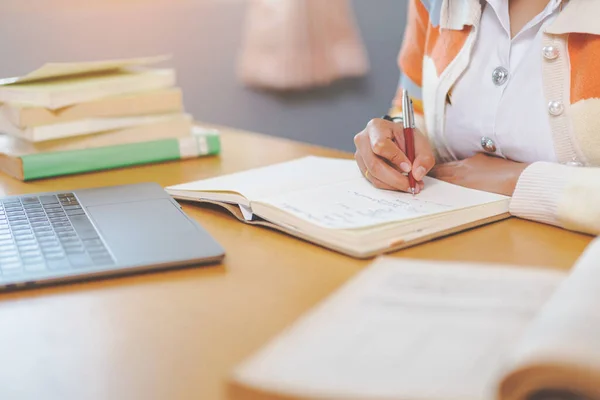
353, 90, 435, 194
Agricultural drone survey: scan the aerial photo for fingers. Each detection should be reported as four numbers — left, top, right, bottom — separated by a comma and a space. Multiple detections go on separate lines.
411, 131, 436, 181
365, 119, 412, 173
364, 118, 436, 181
353, 118, 434, 193
353, 142, 410, 191
355, 152, 398, 191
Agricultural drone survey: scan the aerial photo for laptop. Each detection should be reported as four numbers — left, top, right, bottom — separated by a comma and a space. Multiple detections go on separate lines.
0, 182, 225, 291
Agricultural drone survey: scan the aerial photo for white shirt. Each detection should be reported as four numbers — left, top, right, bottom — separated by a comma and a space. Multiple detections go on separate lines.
443, 0, 562, 163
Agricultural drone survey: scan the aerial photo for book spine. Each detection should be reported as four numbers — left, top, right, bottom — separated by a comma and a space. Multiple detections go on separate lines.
19, 133, 220, 181
179, 129, 221, 158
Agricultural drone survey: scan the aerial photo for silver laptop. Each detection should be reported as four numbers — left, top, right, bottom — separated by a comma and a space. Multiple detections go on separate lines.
0, 182, 225, 291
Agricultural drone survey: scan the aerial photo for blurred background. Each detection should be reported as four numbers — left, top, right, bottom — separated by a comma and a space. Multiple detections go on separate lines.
1, 0, 407, 152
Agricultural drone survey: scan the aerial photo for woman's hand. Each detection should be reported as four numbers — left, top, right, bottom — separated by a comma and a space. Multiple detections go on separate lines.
429, 153, 529, 196
354, 118, 435, 194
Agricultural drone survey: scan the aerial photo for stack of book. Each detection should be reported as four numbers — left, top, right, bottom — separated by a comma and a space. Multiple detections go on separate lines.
0, 56, 220, 181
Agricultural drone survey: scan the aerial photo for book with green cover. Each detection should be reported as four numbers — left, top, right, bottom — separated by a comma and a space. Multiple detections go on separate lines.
0, 125, 220, 181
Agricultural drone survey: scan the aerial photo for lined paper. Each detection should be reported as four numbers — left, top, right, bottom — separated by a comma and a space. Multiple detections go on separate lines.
259, 175, 507, 229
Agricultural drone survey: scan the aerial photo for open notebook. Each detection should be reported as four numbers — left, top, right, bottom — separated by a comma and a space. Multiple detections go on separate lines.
229, 237, 600, 400
166, 156, 510, 258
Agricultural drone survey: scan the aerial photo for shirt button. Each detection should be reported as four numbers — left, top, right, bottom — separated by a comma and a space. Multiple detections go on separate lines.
492, 67, 509, 86
563, 158, 583, 167
548, 100, 564, 116
542, 45, 559, 60
480, 137, 496, 153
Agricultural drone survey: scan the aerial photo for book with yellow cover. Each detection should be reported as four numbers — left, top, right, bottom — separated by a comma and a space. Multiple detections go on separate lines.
0, 112, 185, 142
0, 56, 175, 109
1, 87, 183, 128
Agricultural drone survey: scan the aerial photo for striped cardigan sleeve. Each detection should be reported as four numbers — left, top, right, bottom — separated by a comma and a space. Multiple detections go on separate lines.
389, 0, 428, 117
510, 163, 600, 235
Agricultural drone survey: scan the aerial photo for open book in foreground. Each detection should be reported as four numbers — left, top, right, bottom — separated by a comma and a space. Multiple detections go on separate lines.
165, 156, 510, 258
229, 237, 600, 400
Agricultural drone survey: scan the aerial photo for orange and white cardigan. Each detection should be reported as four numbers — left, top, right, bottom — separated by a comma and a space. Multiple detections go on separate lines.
391, 0, 600, 235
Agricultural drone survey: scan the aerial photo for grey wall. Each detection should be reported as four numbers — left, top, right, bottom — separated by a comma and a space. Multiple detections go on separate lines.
0, 0, 407, 152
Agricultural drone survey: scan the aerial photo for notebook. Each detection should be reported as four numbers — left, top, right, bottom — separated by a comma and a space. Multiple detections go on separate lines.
0, 115, 199, 180
229, 237, 600, 400
165, 156, 510, 258
0, 56, 174, 109
1, 87, 183, 128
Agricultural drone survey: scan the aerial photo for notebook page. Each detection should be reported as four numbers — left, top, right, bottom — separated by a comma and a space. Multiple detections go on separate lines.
255, 174, 508, 229
498, 237, 600, 400
167, 156, 359, 201
232, 258, 564, 400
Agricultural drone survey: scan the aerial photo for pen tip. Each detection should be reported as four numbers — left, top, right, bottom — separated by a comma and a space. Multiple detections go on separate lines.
410, 187, 415, 195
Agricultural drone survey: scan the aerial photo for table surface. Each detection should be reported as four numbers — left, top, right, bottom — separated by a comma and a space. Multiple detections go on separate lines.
0, 126, 593, 400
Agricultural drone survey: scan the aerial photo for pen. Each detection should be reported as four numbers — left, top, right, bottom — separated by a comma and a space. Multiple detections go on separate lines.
402, 89, 417, 195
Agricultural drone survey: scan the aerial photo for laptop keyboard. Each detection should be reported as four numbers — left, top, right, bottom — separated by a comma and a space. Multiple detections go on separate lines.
0, 193, 114, 278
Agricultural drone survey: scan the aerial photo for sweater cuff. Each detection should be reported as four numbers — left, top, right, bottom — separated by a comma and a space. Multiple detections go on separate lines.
509, 162, 573, 227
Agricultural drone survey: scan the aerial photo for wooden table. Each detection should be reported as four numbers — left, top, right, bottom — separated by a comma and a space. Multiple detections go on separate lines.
0, 127, 592, 400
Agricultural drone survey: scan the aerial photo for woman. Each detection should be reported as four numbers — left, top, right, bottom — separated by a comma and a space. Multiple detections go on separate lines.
354, 0, 600, 235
